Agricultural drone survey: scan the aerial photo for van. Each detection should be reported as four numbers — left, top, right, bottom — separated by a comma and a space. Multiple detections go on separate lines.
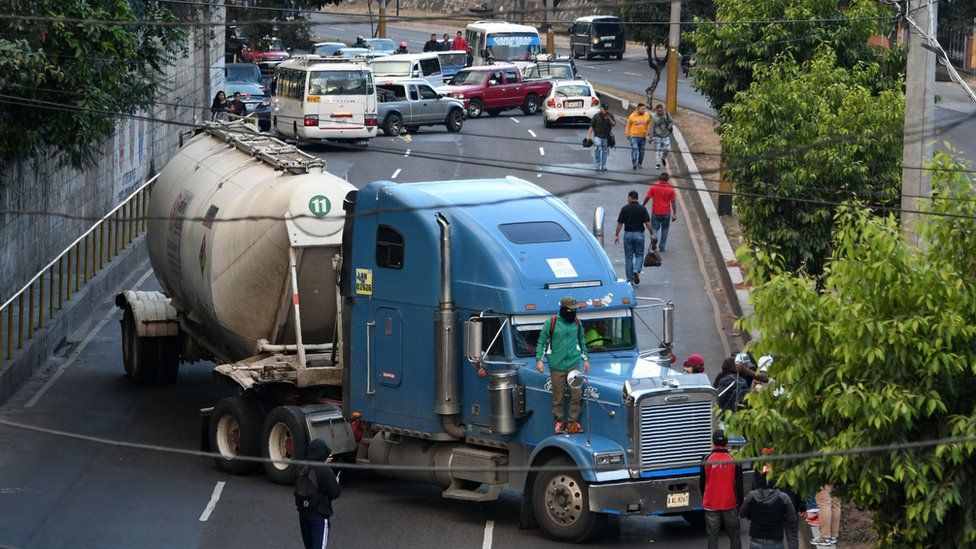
464, 21, 542, 71
370, 53, 443, 88
569, 16, 626, 60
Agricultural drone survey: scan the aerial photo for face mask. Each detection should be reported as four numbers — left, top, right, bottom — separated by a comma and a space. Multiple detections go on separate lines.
559, 307, 577, 323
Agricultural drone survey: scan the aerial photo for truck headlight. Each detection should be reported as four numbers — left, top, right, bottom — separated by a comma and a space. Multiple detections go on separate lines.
453, 93, 465, 99
594, 452, 624, 466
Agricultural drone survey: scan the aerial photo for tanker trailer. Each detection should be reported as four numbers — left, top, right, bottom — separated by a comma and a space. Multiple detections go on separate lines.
115, 123, 358, 483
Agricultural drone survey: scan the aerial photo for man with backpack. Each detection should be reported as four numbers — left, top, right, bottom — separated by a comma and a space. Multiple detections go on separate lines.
536, 296, 590, 434
740, 473, 800, 549
295, 438, 341, 549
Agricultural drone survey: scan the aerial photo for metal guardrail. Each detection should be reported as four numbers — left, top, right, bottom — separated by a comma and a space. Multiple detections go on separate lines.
0, 174, 158, 362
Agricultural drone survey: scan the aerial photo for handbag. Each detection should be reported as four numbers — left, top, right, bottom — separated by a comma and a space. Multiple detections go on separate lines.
643, 249, 662, 267
582, 137, 593, 148
607, 131, 616, 149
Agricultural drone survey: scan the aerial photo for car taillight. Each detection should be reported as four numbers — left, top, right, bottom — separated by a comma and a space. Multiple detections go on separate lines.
304, 115, 319, 127
364, 114, 378, 127
547, 98, 555, 107
591, 97, 599, 106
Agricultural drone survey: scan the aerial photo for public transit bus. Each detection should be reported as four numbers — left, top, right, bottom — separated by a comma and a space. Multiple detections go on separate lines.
464, 21, 542, 71
272, 57, 378, 144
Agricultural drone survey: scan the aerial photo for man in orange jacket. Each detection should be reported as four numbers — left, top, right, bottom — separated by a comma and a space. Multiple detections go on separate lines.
700, 429, 743, 549
625, 103, 651, 170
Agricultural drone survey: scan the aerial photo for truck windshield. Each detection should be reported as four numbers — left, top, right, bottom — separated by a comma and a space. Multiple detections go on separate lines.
449, 71, 485, 85
512, 311, 635, 357
308, 71, 367, 95
372, 61, 413, 77
485, 33, 541, 61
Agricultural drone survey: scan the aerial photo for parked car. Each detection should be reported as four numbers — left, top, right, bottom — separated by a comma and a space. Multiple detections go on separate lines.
437, 51, 469, 83
522, 61, 578, 83
376, 79, 466, 135
241, 37, 291, 71
310, 41, 346, 57
224, 80, 272, 131
569, 15, 626, 60
225, 63, 267, 94
542, 80, 600, 128
437, 64, 552, 118
362, 38, 398, 56
334, 47, 376, 60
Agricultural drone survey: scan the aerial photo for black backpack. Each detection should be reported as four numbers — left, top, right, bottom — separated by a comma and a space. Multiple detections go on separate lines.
294, 465, 320, 510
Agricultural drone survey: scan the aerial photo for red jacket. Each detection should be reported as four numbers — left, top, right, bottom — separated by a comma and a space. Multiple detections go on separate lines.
700, 446, 743, 511
451, 36, 469, 51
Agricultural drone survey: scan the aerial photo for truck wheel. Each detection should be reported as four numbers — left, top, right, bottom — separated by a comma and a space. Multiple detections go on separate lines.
682, 511, 706, 529
615, 53, 624, 60
532, 456, 607, 542
121, 308, 179, 385
521, 94, 539, 115
383, 113, 403, 136
445, 108, 463, 132
210, 396, 263, 475
261, 406, 309, 485
467, 99, 484, 118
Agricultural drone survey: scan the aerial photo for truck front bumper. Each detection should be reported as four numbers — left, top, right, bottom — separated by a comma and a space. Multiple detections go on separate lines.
587, 473, 702, 515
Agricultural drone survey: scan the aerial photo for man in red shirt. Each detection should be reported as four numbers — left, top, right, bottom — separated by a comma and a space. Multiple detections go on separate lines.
700, 429, 743, 549
642, 173, 677, 252
450, 31, 468, 52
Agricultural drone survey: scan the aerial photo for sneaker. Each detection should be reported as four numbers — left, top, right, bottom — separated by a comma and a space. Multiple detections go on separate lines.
655, 163, 660, 169
633, 272, 640, 285
554, 421, 564, 433
632, 164, 638, 170
566, 421, 583, 434
827, 538, 838, 545
810, 537, 832, 546
662, 157, 667, 167
637, 164, 642, 169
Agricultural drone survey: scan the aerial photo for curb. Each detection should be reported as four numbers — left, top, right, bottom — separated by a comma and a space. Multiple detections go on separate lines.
595, 88, 753, 334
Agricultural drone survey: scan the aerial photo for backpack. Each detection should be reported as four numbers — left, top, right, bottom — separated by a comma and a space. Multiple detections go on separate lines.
716, 374, 749, 411
546, 316, 586, 354
294, 465, 320, 510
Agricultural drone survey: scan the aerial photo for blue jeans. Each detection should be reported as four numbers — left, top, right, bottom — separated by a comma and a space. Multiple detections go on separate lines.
749, 540, 783, 549
623, 231, 645, 282
651, 214, 671, 252
629, 136, 646, 166
592, 136, 608, 169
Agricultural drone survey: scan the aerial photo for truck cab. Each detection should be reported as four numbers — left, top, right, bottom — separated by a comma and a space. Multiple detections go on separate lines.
343, 177, 716, 542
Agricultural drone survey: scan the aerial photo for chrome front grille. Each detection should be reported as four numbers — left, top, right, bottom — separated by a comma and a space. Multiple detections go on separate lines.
639, 399, 713, 470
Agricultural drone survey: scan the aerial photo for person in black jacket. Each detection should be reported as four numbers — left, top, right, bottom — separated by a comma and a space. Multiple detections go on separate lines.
740, 474, 799, 549
295, 438, 341, 549
714, 357, 749, 411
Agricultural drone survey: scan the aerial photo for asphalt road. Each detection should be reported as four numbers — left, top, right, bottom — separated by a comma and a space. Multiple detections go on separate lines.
0, 88, 745, 546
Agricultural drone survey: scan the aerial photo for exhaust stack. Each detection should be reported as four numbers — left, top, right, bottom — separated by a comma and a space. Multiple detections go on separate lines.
434, 214, 463, 437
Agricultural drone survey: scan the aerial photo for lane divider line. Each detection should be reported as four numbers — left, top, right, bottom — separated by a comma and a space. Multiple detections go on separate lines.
539, 147, 545, 156
528, 129, 537, 138
482, 520, 494, 549
198, 481, 226, 522
391, 168, 401, 179
509, 117, 520, 124
404, 149, 411, 157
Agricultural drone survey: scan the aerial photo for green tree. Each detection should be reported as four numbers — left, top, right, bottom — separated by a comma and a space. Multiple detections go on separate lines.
620, 0, 714, 100
228, 0, 338, 53
722, 48, 903, 276
0, 0, 186, 173
731, 152, 976, 547
688, 0, 898, 115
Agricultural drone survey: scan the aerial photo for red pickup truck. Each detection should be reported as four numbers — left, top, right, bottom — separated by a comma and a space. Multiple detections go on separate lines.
437, 64, 552, 118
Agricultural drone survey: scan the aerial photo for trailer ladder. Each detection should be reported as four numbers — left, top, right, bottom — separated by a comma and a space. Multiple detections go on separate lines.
204, 122, 326, 174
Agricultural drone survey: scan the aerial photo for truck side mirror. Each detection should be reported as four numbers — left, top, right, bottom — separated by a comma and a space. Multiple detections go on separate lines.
465, 318, 483, 364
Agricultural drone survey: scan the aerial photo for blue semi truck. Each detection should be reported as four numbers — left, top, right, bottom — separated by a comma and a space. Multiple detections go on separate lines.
118, 127, 719, 543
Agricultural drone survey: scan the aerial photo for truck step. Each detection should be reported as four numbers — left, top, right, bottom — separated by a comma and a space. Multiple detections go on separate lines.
442, 481, 504, 502
449, 446, 509, 485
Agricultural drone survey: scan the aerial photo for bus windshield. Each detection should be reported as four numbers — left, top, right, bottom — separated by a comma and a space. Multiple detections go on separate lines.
308, 70, 367, 95
372, 61, 412, 77
485, 33, 541, 61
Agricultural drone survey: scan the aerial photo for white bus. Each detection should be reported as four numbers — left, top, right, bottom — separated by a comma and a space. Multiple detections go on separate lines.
272, 57, 378, 144
464, 21, 542, 71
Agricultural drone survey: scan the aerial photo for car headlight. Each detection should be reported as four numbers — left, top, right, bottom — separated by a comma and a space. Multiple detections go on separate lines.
594, 452, 624, 466
452, 93, 465, 99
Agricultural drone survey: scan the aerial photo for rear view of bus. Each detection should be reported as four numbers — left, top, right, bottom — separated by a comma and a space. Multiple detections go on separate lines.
273, 59, 378, 145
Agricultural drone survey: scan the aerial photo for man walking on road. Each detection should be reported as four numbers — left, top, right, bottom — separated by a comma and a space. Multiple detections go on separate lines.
625, 103, 651, 170
701, 429, 743, 549
613, 190, 654, 285
740, 475, 799, 549
651, 103, 673, 169
585, 103, 616, 171
536, 296, 590, 434
295, 438, 341, 549
642, 173, 677, 252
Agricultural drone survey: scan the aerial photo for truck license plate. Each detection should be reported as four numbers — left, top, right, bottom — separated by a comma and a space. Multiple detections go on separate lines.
666, 492, 689, 508
565, 100, 583, 108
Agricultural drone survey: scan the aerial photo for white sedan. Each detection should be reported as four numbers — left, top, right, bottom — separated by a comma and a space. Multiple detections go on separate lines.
543, 80, 601, 128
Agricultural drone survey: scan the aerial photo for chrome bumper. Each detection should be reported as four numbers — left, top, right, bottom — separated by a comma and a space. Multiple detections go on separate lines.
587, 474, 702, 515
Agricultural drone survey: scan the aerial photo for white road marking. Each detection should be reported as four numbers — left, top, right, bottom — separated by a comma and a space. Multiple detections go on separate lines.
509, 117, 520, 123
482, 521, 494, 549
391, 168, 401, 179
25, 268, 154, 408
198, 481, 226, 522
539, 147, 545, 156
328, 26, 343, 31
624, 72, 641, 76
537, 174, 542, 178
527, 129, 537, 137
404, 149, 411, 157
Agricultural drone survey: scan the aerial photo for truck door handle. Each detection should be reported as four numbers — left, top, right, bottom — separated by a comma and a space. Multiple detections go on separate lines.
366, 320, 376, 395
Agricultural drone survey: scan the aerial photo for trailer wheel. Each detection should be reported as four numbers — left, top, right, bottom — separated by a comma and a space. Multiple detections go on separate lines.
532, 456, 607, 542
210, 396, 263, 475
261, 405, 309, 485
121, 307, 179, 385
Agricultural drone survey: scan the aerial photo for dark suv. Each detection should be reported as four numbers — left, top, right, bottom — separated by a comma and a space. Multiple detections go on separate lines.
569, 16, 626, 60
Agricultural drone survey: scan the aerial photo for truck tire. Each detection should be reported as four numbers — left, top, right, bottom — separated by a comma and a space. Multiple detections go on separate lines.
383, 112, 403, 136
532, 456, 607, 542
682, 511, 706, 529
445, 108, 463, 132
615, 53, 624, 60
521, 94, 539, 115
121, 307, 179, 385
261, 405, 309, 485
467, 99, 484, 118
210, 396, 263, 475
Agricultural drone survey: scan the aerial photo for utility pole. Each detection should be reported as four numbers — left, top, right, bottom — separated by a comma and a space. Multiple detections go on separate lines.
544, 0, 556, 54
378, 0, 387, 39
901, 0, 938, 246
201, 0, 212, 117
665, 0, 681, 114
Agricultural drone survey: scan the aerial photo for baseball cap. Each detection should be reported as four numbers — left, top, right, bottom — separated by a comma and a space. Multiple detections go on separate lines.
559, 296, 578, 310
712, 429, 728, 447
683, 354, 705, 373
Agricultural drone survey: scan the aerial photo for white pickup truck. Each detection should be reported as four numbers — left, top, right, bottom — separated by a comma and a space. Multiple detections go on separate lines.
376, 78, 466, 136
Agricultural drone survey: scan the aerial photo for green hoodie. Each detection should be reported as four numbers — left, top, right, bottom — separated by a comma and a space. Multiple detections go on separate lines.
536, 316, 589, 371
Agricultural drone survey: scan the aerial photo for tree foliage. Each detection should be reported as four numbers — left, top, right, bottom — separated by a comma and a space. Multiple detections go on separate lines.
228, 0, 338, 52
722, 48, 903, 276
731, 152, 976, 547
620, 0, 714, 100
688, 0, 899, 115
0, 0, 186, 173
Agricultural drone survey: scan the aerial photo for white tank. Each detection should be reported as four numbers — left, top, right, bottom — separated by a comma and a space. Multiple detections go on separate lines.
147, 128, 354, 361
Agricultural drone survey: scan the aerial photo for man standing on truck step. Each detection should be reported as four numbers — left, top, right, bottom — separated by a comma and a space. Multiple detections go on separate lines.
585, 103, 616, 171
536, 296, 590, 434
651, 103, 674, 169
700, 429, 743, 549
613, 190, 654, 285
295, 439, 341, 549
625, 103, 651, 170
